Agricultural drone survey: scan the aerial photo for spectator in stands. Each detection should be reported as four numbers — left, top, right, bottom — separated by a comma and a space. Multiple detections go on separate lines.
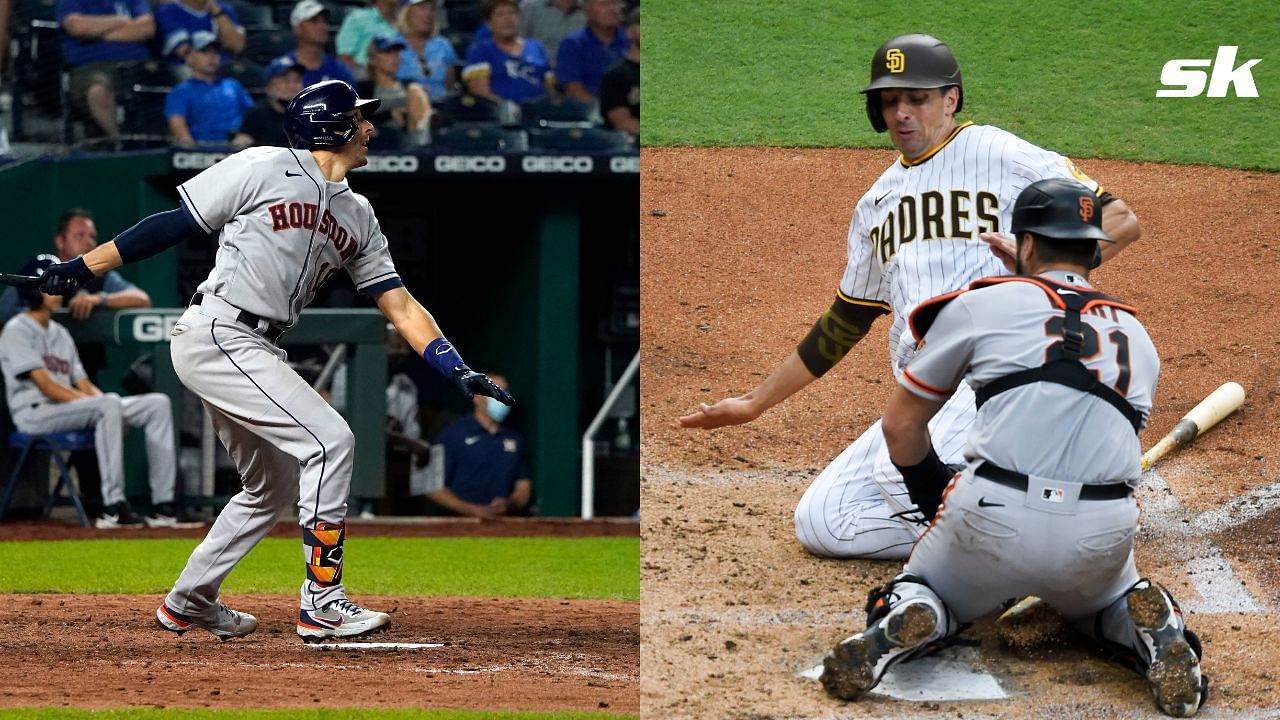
0, 209, 152, 327
395, 0, 458, 102
164, 37, 253, 148
598, 7, 637, 136
58, 0, 156, 140
0, 255, 180, 529
154, 0, 246, 68
429, 373, 531, 518
358, 35, 431, 147
233, 56, 305, 149
335, 0, 401, 79
462, 0, 552, 104
519, 0, 584, 68
554, 0, 626, 101
287, 0, 357, 86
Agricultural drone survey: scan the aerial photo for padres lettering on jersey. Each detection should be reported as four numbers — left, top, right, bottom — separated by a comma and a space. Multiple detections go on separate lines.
178, 147, 399, 326
838, 123, 1102, 374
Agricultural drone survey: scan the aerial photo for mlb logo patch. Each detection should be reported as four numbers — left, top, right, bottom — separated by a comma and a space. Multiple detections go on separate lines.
1041, 487, 1065, 503
503, 438, 518, 453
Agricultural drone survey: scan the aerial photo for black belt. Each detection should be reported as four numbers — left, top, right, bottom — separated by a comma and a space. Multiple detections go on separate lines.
191, 293, 286, 342
976, 461, 1132, 500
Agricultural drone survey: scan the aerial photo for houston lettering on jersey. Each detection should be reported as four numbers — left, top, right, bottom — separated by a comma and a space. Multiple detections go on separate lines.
42, 354, 71, 375
870, 190, 1000, 263
267, 201, 359, 262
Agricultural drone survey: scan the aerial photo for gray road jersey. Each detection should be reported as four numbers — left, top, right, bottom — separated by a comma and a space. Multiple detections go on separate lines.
179, 147, 400, 325
0, 314, 86, 415
901, 270, 1158, 484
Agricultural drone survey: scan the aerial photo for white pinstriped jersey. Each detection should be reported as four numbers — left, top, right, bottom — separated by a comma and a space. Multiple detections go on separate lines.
179, 147, 400, 326
839, 122, 1102, 375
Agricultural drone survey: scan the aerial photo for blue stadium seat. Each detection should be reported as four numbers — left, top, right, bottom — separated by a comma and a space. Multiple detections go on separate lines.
529, 127, 633, 152
228, 0, 276, 29
435, 93, 512, 126
0, 430, 95, 527
520, 94, 600, 128
432, 126, 528, 152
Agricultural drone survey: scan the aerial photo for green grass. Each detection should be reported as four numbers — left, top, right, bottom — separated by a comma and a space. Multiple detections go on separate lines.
0, 537, 638, 600
0, 711, 633, 720
646, 0, 1280, 169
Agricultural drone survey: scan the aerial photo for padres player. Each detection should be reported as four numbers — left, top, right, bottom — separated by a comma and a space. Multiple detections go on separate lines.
679, 34, 1142, 559
819, 178, 1206, 717
39, 80, 514, 641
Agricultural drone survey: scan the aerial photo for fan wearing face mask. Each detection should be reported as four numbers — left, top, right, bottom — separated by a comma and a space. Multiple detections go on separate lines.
428, 372, 532, 518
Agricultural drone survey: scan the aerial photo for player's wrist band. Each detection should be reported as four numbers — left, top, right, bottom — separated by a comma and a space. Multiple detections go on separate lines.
65, 256, 93, 281
423, 337, 467, 379
892, 446, 953, 520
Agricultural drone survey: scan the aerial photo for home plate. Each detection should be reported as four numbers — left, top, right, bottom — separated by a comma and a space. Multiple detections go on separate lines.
798, 646, 1007, 701
307, 642, 444, 651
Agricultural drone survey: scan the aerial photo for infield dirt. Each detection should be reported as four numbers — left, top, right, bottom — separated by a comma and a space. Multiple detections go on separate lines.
640, 147, 1280, 718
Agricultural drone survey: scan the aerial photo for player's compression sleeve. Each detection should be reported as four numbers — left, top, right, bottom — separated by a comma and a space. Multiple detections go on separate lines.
114, 203, 211, 264
795, 293, 889, 377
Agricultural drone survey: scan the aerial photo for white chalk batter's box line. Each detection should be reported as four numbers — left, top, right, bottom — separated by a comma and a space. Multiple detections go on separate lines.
118, 657, 633, 681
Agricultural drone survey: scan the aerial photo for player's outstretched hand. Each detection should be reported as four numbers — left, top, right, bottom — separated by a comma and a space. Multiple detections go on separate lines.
979, 231, 1018, 273
677, 396, 761, 429
453, 368, 516, 406
40, 258, 93, 297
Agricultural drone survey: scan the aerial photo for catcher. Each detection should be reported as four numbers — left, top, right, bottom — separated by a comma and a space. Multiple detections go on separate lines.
818, 178, 1206, 717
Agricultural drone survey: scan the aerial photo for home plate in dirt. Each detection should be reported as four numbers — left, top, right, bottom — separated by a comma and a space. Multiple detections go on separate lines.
798, 646, 1007, 701
307, 642, 445, 651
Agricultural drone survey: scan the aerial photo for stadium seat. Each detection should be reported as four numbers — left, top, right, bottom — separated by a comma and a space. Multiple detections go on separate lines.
244, 28, 296, 66
224, 58, 267, 94
443, 0, 484, 34
432, 126, 528, 152
434, 93, 512, 126
529, 127, 633, 152
228, 0, 276, 29
11, 0, 57, 24
443, 29, 473, 61
0, 430, 95, 527
520, 94, 600, 128
119, 61, 179, 143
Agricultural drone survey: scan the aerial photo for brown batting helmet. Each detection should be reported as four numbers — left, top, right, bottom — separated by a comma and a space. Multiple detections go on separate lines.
861, 34, 963, 133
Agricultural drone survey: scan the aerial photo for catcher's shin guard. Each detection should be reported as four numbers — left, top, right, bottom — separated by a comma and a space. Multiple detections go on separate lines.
303, 522, 345, 587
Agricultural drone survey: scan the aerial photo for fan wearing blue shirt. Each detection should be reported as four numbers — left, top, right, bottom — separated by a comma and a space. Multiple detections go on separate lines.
154, 0, 246, 66
57, 0, 155, 139
394, 0, 458, 102
164, 37, 252, 146
430, 374, 532, 519
554, 0, 627, 100
462, 0, 552, 104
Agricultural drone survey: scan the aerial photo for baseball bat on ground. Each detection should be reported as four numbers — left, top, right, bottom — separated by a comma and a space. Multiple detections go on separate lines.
0, 273, 42, 287
999, 381, 1246, 623
1140, 381, 1246, 470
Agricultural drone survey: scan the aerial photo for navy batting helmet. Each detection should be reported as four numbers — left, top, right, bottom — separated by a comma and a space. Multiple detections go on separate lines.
862, 34, 963, 133
16, 254, 60, 309
1012, 178, 1114, 244
284, 80, 381, 150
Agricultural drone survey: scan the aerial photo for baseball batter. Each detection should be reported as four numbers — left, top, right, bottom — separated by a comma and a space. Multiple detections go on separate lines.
679, 34, 1142, 560
39, 80, 514, 641
819, 178, 1207, 718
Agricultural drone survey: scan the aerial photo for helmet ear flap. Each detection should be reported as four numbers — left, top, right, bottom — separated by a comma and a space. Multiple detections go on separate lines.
866, 91, 887, 133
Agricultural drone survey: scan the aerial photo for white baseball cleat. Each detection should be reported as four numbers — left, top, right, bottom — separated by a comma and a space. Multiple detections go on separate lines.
297, 598, 391, 642
156, 602, 258, 640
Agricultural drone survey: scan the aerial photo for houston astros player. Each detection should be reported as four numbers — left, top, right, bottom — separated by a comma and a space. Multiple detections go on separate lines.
819, 178, 1207, 717
38, 80, 514, 641
679, 34, 1142, 560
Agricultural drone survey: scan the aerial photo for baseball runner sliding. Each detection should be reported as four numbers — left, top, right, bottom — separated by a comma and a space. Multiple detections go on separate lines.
679, 34, 1141, 560
35, 80, 513, 642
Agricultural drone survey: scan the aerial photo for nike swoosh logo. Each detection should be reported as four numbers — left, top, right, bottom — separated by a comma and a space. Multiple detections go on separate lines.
875, 191, 892, 205
285, 170, 302, 177
1056, 288, 1080, 296
977, 497, 1004, 508
465, 436, 480, 445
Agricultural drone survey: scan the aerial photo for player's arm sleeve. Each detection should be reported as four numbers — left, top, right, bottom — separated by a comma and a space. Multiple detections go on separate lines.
795, 206, 891, 377
898, 298, 976, 402
346, 220, 402, 298
177, 151, 256, 233
2, 325, 44, 380
112, 202, 211, 264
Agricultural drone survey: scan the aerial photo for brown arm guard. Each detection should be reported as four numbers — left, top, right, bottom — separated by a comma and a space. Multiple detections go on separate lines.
795, 294, 889, 377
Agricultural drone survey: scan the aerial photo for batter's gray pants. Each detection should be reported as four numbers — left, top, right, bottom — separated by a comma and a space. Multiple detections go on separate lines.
12, 393, 175, 507
164, 302, 355, 617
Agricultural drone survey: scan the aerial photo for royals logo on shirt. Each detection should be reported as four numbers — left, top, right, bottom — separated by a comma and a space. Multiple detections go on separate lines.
503, 438, 517, 453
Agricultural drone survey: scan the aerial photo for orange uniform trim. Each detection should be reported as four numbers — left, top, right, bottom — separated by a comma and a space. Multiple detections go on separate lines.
902, 367, 950, 397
